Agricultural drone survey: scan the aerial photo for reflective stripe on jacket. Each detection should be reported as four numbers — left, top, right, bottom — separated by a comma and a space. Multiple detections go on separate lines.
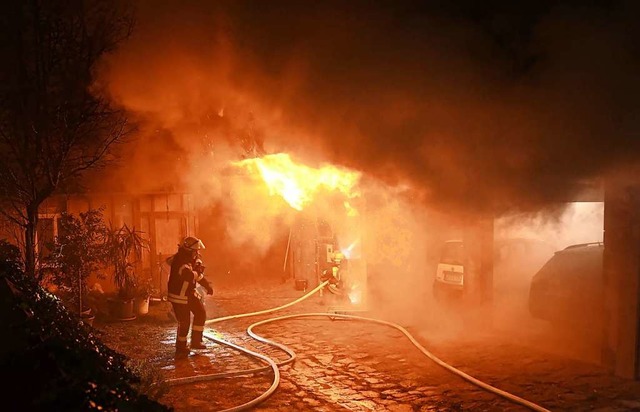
168, 254, 197, 305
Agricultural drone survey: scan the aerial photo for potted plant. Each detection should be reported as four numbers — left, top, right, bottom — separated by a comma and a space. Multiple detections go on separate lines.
45, 209, 107, 324
133, 272, 153, 315
105, 224, 149, 320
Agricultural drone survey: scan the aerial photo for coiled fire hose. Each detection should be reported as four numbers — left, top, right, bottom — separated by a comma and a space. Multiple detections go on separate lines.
164, 281, 551, 412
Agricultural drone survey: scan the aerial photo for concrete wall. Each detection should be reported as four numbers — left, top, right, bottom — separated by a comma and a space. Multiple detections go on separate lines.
603, 178, 640, 379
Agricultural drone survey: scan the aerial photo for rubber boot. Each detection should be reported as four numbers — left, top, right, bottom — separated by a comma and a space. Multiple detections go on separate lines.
190, 329, 207, 349
175, 338, 190, 359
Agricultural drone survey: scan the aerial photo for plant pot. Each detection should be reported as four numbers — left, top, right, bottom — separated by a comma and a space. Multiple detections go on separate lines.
81, 313, 95, 327
109, 298, 136, 321
135, 296, 150, 315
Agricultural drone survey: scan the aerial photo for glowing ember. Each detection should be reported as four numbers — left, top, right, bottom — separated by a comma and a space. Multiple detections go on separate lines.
233, 153, 361, 211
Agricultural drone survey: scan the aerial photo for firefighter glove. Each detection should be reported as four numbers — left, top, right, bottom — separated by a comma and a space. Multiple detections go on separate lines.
194, 259, 206, 274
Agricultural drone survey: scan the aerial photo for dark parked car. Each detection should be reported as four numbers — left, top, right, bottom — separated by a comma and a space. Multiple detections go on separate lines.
528, 242, 603, 327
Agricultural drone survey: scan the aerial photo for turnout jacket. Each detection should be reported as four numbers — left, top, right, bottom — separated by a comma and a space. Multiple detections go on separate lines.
167, 252, 212, 305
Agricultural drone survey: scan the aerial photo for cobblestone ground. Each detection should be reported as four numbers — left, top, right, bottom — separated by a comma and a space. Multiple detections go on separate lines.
95, 282, 640, 411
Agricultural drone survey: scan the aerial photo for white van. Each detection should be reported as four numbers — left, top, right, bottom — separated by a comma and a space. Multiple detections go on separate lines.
433, 237, 555, 301
433, 240, 465, 297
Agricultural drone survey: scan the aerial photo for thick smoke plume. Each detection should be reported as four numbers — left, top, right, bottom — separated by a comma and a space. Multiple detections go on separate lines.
94, 1, 627, 353
100, 0, 640, 215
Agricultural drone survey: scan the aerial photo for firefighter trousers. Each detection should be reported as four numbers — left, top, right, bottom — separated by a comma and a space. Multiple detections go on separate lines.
171, 294, 207, 349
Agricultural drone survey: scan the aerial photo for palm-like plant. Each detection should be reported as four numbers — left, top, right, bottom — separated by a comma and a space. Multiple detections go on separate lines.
105, 224, 149, 300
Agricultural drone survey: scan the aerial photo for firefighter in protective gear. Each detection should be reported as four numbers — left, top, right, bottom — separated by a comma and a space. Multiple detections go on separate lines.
320, 251, 344, 286
167, 236, 213, 358
320, 251, 347, 305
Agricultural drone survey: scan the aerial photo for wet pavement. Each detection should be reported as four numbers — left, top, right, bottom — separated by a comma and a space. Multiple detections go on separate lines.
95, 281, 640, 411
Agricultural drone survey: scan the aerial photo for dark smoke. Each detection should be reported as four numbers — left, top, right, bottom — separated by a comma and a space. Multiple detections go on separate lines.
91, 3, 623, 357
99, 0, 640, 215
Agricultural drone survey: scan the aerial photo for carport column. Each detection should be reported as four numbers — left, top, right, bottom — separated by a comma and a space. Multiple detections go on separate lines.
603, 178, 640, 379
462, 217, 494, 324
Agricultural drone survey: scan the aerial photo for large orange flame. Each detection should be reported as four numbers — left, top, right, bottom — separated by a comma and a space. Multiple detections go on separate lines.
233, 153, 361, 212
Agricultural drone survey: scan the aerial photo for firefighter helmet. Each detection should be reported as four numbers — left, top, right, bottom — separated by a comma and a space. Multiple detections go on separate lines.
180, 236, 205, 251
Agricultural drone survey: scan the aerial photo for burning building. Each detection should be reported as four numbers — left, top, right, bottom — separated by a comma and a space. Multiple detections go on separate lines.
1, 0, 635, 382
231, 153, 368, 308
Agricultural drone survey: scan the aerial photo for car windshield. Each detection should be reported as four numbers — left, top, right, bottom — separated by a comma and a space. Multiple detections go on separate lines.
441, 242, 464, 265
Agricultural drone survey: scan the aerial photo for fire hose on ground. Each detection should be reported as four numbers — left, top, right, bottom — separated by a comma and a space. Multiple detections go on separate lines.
164, 281, 551, 412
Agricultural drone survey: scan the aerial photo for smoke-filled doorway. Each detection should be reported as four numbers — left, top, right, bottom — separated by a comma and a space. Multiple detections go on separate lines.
493, 201, 605, 364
